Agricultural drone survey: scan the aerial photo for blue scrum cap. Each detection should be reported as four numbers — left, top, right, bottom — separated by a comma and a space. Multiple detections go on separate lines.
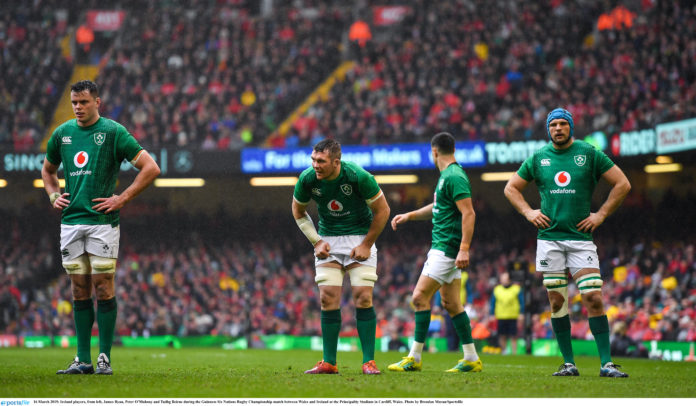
546, 108, 574, 138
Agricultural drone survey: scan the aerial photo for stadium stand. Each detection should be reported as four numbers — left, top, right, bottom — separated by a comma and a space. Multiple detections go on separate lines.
0, 1, 73, 150
2, 195, 694, 348
2, 1, 695, 149
284, 0, 696, 145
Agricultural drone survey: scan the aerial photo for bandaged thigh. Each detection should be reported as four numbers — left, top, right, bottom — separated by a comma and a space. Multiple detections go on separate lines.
89, 256, 117, 274
543, 272, 569, 318
62, 254, 91, 275
576, 272, 603, 294
348, 266, 378, 287
315, 266, 344, 286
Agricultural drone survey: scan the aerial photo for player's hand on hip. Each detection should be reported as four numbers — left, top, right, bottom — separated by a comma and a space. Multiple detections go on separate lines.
391, 213, 409, 231
455, 249, 470, 269
525, 209, 551, 229
577, 212, 604, 233
314, 240, 331, 259
350, 244, 371, 262
92, 194, 125, 214
52, 193, 71, 210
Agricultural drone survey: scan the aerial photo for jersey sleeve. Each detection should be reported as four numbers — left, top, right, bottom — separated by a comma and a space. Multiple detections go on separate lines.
356, 167, 381, 201
517, 155, 535, 181
593, 148, 615, 179
114, 124, 143, 163
449, 172, 471, 201
293, 168, 313, 204
45, 128, 62, 166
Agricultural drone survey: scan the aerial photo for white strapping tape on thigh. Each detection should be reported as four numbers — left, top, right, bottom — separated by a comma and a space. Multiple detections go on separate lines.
576, 272, 603, 294
315, 266, 344, 286
543, 272, 569, 318
348, 265, 378, 287
62, 255, 90, 275
89, 256, 117, 274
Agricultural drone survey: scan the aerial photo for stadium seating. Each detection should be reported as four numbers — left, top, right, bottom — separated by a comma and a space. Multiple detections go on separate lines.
2, 1, 696, 149
2, 197, 694, 346
0, 2, 72, 149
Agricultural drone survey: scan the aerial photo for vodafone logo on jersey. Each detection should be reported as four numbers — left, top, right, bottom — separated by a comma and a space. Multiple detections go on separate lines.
327, 200, 344, 212
74, 151, 89, 168
554, 171, 571, 187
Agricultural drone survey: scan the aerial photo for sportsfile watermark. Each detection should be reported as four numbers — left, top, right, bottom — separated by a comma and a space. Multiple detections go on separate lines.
1, 401, 31, 406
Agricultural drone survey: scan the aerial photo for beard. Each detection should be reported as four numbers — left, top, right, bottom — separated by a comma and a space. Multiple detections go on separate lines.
551, 134, 571, 147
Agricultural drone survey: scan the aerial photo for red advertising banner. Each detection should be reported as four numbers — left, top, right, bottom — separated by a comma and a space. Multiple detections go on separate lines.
87, 10, 126, 31
373, 6, 411, 26
0, 334, 18, 347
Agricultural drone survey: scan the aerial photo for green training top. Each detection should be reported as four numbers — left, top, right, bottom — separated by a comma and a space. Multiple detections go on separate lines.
46, 117, 143, 226
431, 162, 472, 258
517, 140, 614, 241
294, 161, 381, 236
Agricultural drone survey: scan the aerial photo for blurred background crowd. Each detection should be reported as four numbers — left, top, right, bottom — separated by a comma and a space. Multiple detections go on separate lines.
2, 193, 695, 350
2, 0, 695, 150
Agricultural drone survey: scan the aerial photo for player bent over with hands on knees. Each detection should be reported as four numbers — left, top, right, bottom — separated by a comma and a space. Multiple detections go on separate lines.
43, 80, 160, 375
504, 108, 631, 377
388, 132, 482, 373
292, 139, 390, 375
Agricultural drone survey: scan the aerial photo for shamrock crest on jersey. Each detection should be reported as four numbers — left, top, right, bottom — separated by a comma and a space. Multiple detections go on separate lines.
94, 132, 106, 145
340, 184, 352, 196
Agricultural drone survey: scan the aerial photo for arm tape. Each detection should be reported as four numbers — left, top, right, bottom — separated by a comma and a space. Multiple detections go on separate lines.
365, 190, 383, 205
296, 213, 321, 246
49, 192, 61, 205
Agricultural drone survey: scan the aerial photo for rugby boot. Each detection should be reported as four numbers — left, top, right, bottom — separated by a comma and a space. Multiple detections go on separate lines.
95, 353, 113, 375
387, 356, 422, 372
56, 356, 94, 375
445, 358, 483, 373
304, 360, 338, 374
552, 362, 580, 376
600, 362, 628, 378
362, 360, 381, 375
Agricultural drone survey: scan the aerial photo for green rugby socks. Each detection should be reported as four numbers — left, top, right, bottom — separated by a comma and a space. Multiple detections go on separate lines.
589, 315, 612, 366
320, 309, 341, 365
414, 310, 431, 343
452, 311, 474, 344
97, 298, 117, 360
74, 298, 94, 364
551, 315, 575, 364
356, 307, 377, 363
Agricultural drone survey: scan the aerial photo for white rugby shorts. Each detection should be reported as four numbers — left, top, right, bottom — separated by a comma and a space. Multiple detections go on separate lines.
421, 249, 461, 285
315, 234, 377, 268
536, 240, 599, 276
60, 224, 120, 261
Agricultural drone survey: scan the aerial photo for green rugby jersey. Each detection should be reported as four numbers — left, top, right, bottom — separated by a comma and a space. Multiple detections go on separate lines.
294, 161, 381, 236
431, 163, 472, 258
46, 117, 143, 226
517, 140, 614, 241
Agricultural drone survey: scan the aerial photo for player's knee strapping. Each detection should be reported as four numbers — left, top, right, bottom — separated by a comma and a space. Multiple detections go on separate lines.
315, 266, 344, 286
89, 256, 117, 274
576, 272, 603, 294
62, 255, 90, 275
349, 266, 378, 287
543, 272, 569, 318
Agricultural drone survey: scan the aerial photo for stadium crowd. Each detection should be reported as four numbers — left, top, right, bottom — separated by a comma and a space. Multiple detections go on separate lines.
2, 1, 696, 150
2, 194, 695, 350
0, 0, 73, 150
280, 0, 696, 146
